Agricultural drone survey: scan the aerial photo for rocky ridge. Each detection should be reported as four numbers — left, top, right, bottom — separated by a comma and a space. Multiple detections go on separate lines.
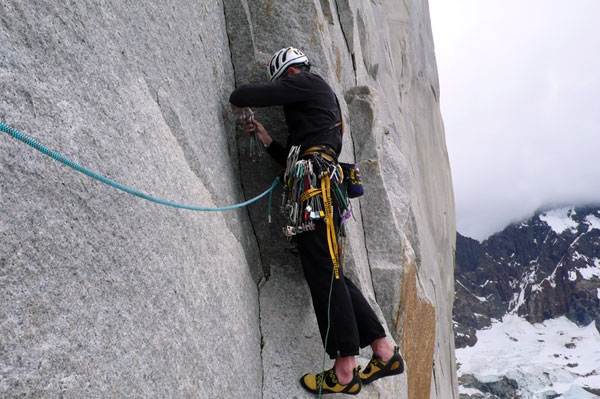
454, 206, 600, 398
454, 206, 600, 349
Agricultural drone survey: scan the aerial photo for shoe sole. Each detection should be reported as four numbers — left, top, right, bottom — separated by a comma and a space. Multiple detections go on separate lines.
360, 355, 405, 385
300, 376, 362, 395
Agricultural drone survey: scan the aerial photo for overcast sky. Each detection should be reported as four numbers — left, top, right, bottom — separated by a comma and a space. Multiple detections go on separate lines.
428, 0, 600, 240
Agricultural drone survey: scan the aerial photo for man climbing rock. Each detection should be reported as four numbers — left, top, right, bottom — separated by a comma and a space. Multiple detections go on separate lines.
229, 47, 404, 395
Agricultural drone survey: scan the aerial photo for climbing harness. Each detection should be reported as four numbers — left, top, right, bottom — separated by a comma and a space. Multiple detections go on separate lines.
279, 145, 352, 279
1, 121, 278, 212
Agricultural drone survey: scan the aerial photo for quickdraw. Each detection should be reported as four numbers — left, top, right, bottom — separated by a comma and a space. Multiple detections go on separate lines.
233, 107, 265, 161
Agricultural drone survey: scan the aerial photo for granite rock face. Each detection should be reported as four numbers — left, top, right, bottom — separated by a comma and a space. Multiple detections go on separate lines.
1, 1, 456, 398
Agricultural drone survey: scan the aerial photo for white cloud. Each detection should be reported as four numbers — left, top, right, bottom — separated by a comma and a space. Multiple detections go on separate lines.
430, 0, 600, 240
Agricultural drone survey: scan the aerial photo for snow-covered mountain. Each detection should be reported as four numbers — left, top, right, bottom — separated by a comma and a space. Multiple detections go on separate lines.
454, 206, 600, 398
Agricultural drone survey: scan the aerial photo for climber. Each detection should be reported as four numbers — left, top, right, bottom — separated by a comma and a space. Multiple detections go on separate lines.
229, 47, 404, 395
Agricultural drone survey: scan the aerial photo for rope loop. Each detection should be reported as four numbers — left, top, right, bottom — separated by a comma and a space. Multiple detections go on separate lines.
1, 121, 279, 212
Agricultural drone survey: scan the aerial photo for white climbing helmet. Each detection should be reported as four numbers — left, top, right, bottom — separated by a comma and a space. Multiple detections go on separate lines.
267, 47, 310, 82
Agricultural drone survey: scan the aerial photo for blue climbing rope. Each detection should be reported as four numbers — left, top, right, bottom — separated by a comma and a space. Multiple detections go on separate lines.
1, 121, 279, 212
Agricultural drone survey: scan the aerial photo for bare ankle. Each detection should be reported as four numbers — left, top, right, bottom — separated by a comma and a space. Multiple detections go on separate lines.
371, 338, 394, 362
334, 356, 356, 385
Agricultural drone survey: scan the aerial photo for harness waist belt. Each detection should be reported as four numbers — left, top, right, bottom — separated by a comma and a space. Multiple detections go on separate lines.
301, 145, 337, 162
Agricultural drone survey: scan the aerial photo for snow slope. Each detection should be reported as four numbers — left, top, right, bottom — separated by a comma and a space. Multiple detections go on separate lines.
456, 315, 600, 398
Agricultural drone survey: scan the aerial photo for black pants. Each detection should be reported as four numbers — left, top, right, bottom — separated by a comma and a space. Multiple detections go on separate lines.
296, 215, 386, 359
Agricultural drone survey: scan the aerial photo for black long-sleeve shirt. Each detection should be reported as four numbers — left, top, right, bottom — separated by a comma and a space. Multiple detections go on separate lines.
229, 72, 342, 165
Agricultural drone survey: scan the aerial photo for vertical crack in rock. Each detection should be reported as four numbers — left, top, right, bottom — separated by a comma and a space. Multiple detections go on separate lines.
221, 3, 270, 395
256, 276, 268, 399
221, 1, 240, 83
332, 0, 354, 58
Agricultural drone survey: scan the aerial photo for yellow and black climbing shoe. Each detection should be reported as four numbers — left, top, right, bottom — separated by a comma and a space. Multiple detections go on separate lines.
300, 367, 362, 395
359, 346, 405, 385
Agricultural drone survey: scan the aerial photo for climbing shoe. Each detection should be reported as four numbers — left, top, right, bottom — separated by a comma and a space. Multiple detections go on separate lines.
359, 346, 405, 385
300, 367, 362, 395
